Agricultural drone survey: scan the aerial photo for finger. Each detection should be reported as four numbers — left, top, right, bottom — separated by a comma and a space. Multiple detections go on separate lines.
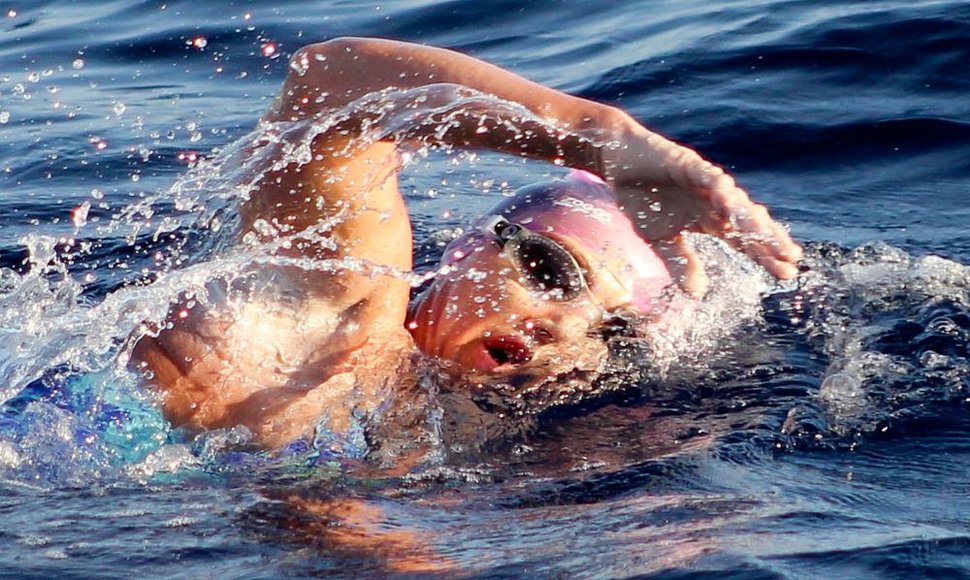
725, 200, 803, 271
734, 202, 801, 258
765, 219, 803, 263
656, 237, 710, 298
751, 251, 800, 279
729, 227, 802, 279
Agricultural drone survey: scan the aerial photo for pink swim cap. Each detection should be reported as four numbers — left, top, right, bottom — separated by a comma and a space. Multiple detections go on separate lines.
441, 170, 671, 314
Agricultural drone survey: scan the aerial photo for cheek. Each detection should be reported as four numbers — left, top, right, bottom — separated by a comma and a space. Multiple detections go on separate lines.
449, 277, 522, 321
411, 272, 516, 328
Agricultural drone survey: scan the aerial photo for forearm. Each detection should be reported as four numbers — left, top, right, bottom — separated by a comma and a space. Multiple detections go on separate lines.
268, 37, 619, 129
264, 37, 631, 171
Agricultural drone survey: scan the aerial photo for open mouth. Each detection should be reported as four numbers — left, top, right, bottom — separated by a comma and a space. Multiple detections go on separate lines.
482, 334, 534, 368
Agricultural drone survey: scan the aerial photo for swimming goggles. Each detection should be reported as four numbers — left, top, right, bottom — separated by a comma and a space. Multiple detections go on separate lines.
481, 215, 587, 301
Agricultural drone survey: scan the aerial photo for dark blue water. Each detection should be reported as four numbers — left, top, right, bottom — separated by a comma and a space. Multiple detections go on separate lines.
1, 0, 968, 577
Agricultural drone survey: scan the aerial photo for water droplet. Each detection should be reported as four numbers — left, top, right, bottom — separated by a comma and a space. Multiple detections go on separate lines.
111, 101, 126, 117
190, 36, 207, 49
27, 71, 40, 83
289, 52, 309, 76
0, 111, 9, 124
6, 9, 17, 18
72, 58, 85, 70
261, 42, 277, 58
71, 201, 91, 228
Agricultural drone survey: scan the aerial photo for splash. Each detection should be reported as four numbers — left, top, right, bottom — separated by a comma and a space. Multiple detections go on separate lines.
0, 85, 605, 483
4, 82, 960, 486
779, 243, 969, 447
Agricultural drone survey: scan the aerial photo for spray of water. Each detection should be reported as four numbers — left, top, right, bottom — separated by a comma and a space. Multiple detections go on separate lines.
6, 84, 955, 485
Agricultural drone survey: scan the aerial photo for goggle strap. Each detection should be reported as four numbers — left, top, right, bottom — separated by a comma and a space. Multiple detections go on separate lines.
481, 215, 521, 247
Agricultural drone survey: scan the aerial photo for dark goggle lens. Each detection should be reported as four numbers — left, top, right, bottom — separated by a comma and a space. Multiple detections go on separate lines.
513, 235, 584, 300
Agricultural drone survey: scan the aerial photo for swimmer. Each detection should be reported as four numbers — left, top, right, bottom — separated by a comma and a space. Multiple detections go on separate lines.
132, 37, 801, 450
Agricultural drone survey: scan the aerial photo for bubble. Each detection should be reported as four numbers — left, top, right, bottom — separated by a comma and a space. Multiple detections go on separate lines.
261, 42, 278, 58
72, 58, 84, 70
190, 36, 207, 49
0, 111, 9, 124
111, 101, 126, 117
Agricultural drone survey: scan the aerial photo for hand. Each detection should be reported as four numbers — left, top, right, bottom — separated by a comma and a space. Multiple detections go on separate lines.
600, 119, 802, 295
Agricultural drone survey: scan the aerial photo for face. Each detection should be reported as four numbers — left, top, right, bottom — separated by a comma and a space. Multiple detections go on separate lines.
406, 224, 638, 378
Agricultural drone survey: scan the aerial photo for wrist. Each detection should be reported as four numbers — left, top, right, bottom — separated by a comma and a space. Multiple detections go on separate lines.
575, 105, 642, 183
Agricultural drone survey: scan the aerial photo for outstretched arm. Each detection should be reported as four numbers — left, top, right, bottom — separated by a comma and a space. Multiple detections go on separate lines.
264, 37, 801, 290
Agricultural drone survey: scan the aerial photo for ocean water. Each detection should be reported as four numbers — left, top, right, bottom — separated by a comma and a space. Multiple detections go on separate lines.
1, 0, 968, 577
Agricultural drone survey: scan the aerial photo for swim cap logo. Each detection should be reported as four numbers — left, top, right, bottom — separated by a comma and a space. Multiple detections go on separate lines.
553, 196, 612, 225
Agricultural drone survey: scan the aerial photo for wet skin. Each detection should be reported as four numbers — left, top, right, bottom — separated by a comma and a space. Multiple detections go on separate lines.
131, 37, 802, 449
407, 228, 647, 373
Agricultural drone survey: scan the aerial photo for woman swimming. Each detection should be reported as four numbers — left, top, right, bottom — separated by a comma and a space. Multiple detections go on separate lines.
131, 37, 801, 449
